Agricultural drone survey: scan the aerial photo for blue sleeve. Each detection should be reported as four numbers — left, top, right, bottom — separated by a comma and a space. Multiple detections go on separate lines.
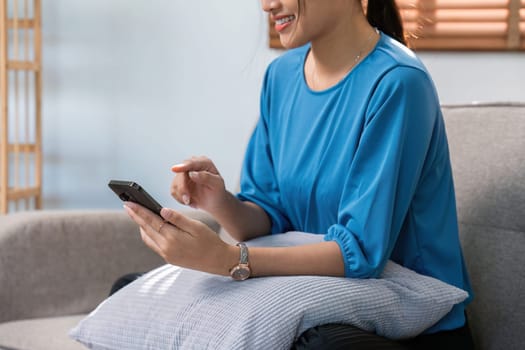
324, 66, 440, 278
236, 68, 292, 234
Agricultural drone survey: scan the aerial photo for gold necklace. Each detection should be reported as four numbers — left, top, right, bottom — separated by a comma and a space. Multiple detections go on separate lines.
353, 27, 379, 65
307, 27, 379, 90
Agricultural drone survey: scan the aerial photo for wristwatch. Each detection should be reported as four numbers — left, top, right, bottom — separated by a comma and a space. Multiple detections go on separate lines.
229, 242, 251, 281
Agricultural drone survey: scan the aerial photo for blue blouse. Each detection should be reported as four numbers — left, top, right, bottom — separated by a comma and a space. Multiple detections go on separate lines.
237, 33, 472, 333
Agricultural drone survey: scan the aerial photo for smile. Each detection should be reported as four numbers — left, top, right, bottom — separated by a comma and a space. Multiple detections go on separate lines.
275, 15, 295, 26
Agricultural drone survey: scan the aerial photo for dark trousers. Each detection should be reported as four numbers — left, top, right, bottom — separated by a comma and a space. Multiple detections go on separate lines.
110, 273, 475, 350
108, 272, 145, 296
293, 319, 475, 350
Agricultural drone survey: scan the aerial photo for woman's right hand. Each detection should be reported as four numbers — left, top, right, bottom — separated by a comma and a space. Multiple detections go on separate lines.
170, 156, 227, 213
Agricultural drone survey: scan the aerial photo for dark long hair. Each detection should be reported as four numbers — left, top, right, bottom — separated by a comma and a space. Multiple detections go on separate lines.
366, 0, 406, 45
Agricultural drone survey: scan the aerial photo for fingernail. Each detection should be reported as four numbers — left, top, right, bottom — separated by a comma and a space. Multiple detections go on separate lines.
182, 194, 190, 205
124, 201, 136, 210
123, 204, 132, 214
160, 207, 170, 218
189, 171, 197, 179
171, 164, 185, 172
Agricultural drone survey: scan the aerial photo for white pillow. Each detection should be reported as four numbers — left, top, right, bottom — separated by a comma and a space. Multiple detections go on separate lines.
70, 232, 468, 350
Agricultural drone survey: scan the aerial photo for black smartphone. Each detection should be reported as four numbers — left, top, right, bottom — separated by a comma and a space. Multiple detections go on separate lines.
108, 180, 163, 216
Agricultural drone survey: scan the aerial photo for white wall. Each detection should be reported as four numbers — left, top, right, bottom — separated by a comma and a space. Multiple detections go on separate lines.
40, 0, 525, 210
420, 52, 525, 104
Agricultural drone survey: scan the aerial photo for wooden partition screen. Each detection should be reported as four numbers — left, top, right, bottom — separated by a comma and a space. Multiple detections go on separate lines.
0, 0, 42, 214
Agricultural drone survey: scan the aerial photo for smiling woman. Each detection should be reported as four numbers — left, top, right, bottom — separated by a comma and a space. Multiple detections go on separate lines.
269, 0, 525, 50
118, 0, 474, 348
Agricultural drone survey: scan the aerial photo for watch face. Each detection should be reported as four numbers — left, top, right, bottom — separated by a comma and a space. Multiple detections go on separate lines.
231, 265, 251, 281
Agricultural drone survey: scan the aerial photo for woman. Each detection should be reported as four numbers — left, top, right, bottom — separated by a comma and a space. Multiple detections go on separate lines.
124, 0, 474, 348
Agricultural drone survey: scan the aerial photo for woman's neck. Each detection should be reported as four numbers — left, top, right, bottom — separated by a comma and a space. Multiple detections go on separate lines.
305, 15, 379, 91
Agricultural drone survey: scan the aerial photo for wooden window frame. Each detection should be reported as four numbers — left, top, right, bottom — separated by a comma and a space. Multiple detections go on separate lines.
269, 0, 525, 51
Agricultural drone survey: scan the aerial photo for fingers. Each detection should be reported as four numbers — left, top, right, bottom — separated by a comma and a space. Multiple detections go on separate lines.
171, 156, 218, 175
170, 157, 204, 206
188, 170, 223, 189
160, 207, 203, 236
139, 227, 163, 257
170, 156, 223, 208
171, 163, 190, 173
127, 203, 228, 274
171, 172, 193, 205
124, 202, 168, 245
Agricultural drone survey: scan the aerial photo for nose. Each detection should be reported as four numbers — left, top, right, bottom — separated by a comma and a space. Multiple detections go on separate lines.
261, 0, 281, 13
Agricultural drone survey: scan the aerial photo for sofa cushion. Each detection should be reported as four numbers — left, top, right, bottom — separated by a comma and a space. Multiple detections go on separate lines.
0, 210, 163, 324
69, 232, 468, 350
0, 315, 86, 350
443, 104, 525, 232
442, 103, 525, 350
459, 223, 524, 350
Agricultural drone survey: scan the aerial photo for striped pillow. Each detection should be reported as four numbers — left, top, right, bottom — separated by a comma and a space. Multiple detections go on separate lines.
70, 232, 468, 350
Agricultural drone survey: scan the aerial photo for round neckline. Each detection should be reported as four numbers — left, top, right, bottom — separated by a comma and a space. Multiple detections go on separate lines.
301, 31, 384, 95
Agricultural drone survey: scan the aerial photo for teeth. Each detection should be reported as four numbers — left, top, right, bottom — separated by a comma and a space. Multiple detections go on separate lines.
276, 15, 295, 25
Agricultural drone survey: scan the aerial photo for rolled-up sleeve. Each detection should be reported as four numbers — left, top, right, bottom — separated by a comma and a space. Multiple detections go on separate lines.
325, 67, 440, 278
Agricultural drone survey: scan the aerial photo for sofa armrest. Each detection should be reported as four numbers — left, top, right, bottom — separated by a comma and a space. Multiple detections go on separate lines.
0, 209, 220, 324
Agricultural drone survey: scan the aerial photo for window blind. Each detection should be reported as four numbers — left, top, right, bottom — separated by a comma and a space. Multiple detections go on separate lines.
268, 0, 525, 51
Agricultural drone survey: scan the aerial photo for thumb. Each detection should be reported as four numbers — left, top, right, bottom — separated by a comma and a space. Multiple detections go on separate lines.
188, 171, 222, 189
160, 208, 197, 233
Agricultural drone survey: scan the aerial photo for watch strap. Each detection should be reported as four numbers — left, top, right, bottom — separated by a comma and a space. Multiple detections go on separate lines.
237, 242, 249, 265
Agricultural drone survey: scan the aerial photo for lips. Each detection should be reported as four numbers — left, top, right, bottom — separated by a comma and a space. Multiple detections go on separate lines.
273, 15, 295, 33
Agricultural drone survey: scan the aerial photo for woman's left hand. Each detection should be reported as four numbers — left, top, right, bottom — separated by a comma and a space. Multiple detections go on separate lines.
124, 201, 237, 276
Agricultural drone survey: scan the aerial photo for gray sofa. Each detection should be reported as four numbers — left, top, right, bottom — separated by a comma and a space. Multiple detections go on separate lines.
0, 103, 524, 350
